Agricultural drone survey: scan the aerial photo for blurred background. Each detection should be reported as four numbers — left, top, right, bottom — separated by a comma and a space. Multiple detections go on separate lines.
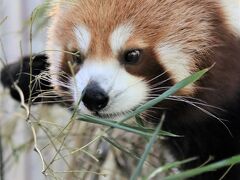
0, 1, 71, 180
0, 0, 46, 62
0, 1, 52, 180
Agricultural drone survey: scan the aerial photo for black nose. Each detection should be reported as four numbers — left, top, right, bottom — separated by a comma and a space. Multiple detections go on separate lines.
82, 82, 109, 112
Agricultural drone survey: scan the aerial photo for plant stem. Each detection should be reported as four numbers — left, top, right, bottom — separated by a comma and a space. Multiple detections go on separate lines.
0, 133, 4, 180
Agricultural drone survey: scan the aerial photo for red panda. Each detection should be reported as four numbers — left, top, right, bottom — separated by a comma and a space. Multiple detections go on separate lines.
1, 0, 240, 179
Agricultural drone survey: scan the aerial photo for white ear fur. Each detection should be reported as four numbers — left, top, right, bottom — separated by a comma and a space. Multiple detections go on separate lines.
109, 23, 134, 55
74, 25, 91, 54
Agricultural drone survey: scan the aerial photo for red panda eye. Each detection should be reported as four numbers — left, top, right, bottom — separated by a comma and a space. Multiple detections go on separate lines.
123, 49, 142, 65
72, 51, 83, 65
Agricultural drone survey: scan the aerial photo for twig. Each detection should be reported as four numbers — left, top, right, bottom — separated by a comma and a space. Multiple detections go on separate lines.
0, 133, 4, 180
0, 16, 8, 26
13, 83, 30, 117
219, 164, 234, 180
27, 7, 36, 118
30, 124, 46, 173
13, 82, 46, 173
0, 38, 7, 65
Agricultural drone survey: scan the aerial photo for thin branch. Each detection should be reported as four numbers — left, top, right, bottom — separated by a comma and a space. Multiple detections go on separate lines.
13, 82, 46, 173
31, 125, 46, 173
0, 132, 4, 180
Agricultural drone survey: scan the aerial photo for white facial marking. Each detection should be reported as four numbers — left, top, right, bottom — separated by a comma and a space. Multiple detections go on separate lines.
220, 0, 240, 36
71, 59, 148, 118
74, 25, 91, 54
157, 43, 195, 94
110, 23, 134, 54
157, 43, 193, 83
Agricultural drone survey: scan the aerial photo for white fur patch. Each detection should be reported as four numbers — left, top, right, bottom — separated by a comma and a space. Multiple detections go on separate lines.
156, 43, 195, 94
109, 23, 134, 54
71, 59, 148, 118
157, 43, 192, 82
74, 25, 91, 54
220, 0, 240, 36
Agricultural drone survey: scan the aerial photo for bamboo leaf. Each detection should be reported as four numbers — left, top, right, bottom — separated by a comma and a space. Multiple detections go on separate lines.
78, 114, 177, 137
146, 157, 197, 180
120, 68, 209, 122
103, 136, 141, 161
130, 114, 166, 180
164, 155, 240, 180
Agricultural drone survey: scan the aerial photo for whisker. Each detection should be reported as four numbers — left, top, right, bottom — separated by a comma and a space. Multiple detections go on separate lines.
111, 72, 171, 99
145, 70, 169, 84
170, 96, 226, 112
171, 95, 206, 103
193, 86, 215, 91
150, 77, 173, 88
34, 95, 65, 99
147, 93, 166, 97
112, 78, 146, 98
31, 92, 60, 97
33, 100, 73, 104
140, 113, 161, 122
149, 106, 168, 110
34, 91, 71, 97
166, 97, 232, 136
107, 67, 121, 94
149, 86, 171, 91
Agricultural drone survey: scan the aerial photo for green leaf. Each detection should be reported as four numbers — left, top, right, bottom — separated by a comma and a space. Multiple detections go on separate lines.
120, 68, 209, 122
130, 113, 166, 180
78, 114, 177, 137
103, 136, 141, 161
146, 157, 197, 180
135, 115, 145, 128
164, 154, 240, 180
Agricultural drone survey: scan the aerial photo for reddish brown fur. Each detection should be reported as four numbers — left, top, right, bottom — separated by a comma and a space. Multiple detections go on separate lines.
46, 1, 240, 179
48, 0, 240, 95
49, 0, 228, 60
47, 0, 240, 120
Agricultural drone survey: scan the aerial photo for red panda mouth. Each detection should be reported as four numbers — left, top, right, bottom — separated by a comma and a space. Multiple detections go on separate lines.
94, 104, 142, 119
95, 111, 132, 119
94, 112, 129, 119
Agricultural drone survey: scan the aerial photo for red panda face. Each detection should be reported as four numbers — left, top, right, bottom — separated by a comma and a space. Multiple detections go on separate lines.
47, 0, 240, 119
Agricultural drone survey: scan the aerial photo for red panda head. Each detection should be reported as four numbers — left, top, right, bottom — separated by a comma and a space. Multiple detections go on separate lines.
46, 0, 240, 119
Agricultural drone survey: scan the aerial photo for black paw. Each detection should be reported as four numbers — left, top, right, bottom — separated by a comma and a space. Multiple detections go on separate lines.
1, 54, 51, 103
